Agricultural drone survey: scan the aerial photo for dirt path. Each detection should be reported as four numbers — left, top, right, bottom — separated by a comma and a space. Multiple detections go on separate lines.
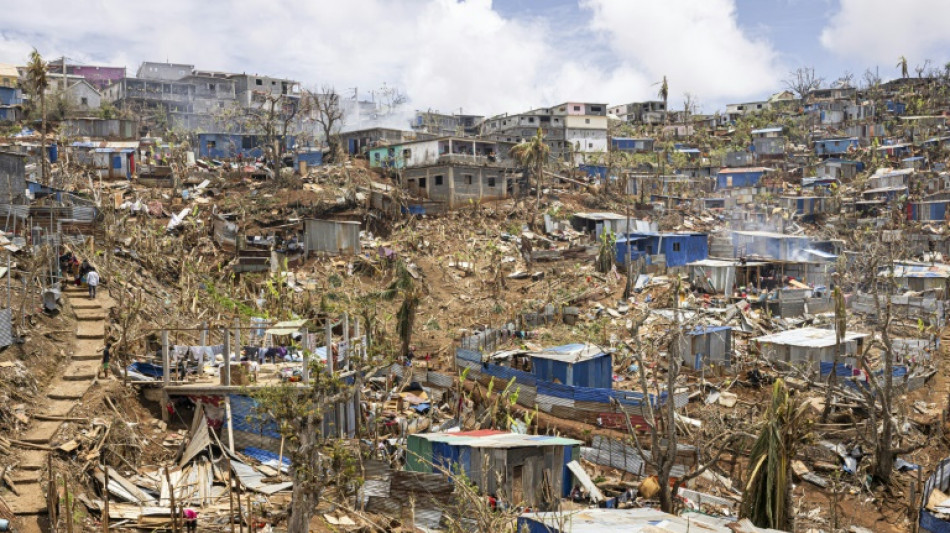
8, 285, 110, 532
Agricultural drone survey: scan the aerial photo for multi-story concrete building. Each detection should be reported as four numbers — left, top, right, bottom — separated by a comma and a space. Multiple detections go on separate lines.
48, 58, 126, 90
136, 61, 195, 82
101, 63, 302, 134
482, 102, 608, 163
608, 100, 667, 125
412, 111, 484, 136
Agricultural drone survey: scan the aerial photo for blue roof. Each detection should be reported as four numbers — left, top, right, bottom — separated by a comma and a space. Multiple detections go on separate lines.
688, 325, 731, 335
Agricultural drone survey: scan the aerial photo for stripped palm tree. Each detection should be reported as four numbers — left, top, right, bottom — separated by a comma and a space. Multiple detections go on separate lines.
509, 127, 550, 210
658, 76, 669, 123
821, 285, 847, 423
897, 55, 909, 78
740, 379, 810, 530
25, 50, 49, 184
381, 260, 420, 358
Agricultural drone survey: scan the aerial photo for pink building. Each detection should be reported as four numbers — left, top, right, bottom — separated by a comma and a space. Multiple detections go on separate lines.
48, 59, 126, 90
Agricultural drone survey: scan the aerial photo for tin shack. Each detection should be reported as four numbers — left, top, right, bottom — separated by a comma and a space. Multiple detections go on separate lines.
405, 430, 581, 509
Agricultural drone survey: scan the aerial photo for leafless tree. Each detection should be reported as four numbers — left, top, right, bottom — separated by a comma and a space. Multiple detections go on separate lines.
784, 67, 823, 102
240, 89, 309, 168
308, 85, 346, 163
615, 281, 739, 513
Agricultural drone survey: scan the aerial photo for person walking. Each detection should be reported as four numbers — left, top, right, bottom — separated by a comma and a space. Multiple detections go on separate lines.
86, 268, 100, 299
99, 342, 111, 379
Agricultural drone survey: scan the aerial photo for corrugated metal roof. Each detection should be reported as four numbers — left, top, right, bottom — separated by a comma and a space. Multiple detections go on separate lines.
754, 327, 869, 348
520, 507, 736, 533
573, 212, 628, 221
751, 127, 783, 134
530, 343, 608, 363
412, 431, 581, 448
688, 259, 769, 267
718, 167, 773, 174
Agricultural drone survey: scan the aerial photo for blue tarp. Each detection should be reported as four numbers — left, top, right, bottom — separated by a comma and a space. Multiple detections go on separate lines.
128, 361, 164, 378
242, 446, 291, 467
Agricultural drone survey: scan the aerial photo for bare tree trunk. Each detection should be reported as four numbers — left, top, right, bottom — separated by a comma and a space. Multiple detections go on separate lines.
287, 411, 318, 533
41, 94, 49, 186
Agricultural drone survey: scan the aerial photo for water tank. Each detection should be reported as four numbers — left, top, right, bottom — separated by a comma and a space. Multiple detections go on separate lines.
48, 142, 58, 164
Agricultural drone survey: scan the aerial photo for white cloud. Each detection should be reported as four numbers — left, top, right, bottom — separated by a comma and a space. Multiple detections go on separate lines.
820, 0, 950, 70
0, 0, 784, 117
580, 0, 784, 107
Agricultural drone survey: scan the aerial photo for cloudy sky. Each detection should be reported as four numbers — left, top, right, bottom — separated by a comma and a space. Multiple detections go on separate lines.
1, 0, 949, 117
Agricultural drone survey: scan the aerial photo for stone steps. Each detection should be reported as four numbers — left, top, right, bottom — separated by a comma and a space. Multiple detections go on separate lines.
5, 480, 47, 514
63, 361, 98, 381
20, 421, 62, 444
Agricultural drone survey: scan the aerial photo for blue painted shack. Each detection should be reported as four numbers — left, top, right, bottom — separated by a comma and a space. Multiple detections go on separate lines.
0, 87, 21, 121
616, 232, 708, 267
715, 167, 768, 189
294, 150, 323, 170
886, 100, 907, 115
908, 200, 950, 222
197, 133, 296, 159
578, 164, 608, 180
528, 344, 613, 389
814, 137, 859, 156
405, 430, 581, 507
611, 137, 654, 153
679, 326, 733, 370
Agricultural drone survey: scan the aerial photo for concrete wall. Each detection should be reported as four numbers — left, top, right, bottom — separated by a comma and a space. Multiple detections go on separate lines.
66, 82, 101, 111
61, 119, 137, 139
403, 165, 508, 208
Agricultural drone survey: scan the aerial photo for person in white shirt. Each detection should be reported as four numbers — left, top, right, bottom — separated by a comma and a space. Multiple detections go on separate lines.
86, 269, 100, 299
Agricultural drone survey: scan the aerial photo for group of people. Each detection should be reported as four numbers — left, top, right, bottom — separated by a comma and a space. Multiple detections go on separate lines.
59, 252, 100, 299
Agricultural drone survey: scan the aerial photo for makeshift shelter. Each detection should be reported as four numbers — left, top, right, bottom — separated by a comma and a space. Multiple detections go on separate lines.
492, 343, 613, 389
679, 326, 733, 370
753, 327, 868, 375
405, 430, 581, 509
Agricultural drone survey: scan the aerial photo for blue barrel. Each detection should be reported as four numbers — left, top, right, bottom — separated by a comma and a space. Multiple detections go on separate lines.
48, 142, 58, 164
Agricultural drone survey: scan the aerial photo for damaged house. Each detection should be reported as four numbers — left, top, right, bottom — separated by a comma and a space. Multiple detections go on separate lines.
370, 137, 516, 209
615, 232, 708, 268
405, 430, 581, 509
753, 327, 868, 376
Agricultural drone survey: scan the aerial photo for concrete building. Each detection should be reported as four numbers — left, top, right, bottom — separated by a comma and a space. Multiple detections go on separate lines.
103, 77, 196, 117
368, 136, 512, 170
136, 61, 194, 81
48, 58, 126, 89
412, 110, 484, 136
340, 127, 426, 155
62, 79, 102, 112
228, 73, 300, 109
608, 100, 667, 125
0, 64, 21, 122
725, 100, 771, 120
482, 102, 608, 163
402, 164, 512, 208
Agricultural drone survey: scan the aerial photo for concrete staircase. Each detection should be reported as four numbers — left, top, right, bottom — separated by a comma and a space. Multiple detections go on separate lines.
7, 285, 107, 518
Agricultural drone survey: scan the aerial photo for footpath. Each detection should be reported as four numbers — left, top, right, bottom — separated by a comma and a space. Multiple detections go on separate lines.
6, 284, 110, 530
